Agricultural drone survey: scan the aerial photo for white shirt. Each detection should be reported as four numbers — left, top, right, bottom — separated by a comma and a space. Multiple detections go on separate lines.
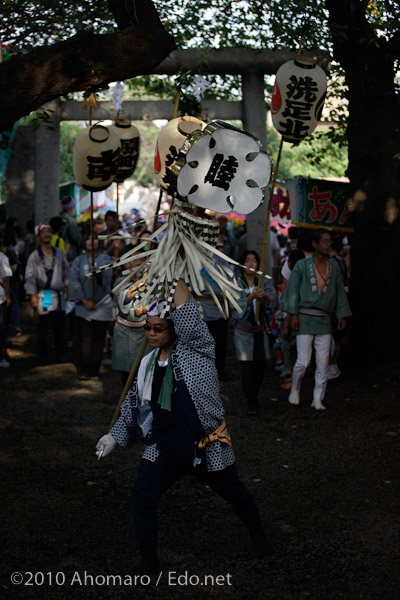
0, 253, 12, 304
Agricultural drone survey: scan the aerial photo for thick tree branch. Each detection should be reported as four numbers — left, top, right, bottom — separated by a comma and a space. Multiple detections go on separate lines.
107, 0, 161, 30
0, 0, 175, 131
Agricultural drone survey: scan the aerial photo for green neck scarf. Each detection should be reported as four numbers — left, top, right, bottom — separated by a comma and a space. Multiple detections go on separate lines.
145, 343, 176, 412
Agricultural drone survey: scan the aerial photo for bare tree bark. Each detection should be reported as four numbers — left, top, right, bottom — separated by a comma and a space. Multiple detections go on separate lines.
326, 0, 400, 365
0, 0, 175, 131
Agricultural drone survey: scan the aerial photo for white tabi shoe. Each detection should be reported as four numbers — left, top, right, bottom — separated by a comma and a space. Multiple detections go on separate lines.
311, 399, 327, 411
288, 389, 300, 405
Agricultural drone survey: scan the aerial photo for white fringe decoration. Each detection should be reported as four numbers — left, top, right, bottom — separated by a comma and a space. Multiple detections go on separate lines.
94, 205, 271, 319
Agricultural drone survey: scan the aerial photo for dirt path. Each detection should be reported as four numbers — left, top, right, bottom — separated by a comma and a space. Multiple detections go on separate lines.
1, 307, 399, 599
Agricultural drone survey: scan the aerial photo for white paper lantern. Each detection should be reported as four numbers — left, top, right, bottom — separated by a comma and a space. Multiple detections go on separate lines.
73, 123, 121, 191
154, 116, 207, 194
176, 121, 273, 215
271, 56, 327, 143
109, 119, 141, 183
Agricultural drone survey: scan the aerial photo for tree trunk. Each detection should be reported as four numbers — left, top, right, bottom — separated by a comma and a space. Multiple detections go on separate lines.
0, 0, 175, 131
326, 0, 400, 365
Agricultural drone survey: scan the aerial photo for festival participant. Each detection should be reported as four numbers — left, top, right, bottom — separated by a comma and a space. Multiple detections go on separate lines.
199, 242, 231, 379
59, 196, 81, 263
216, 214, 237, 259
101, 210, 124, 257
3, 227, 23, 337
327, 233, 350, 379
0, 231, 12, 367
282, 228, 352, 410
111, 248, 150, 386
279, 249, 306, 388
231, 250, 278, 415
68, 231, 114, 380
24, 223, 70, 363
96, 278, 272, 573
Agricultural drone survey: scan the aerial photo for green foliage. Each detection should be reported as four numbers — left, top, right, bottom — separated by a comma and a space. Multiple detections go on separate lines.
266, 125, 348, 180
26, 108, 57, 132
59, 121, 83, 184
2, 0, 396, 189
155, 0, 332, 51
3, 0, 398, 60
0, 1, 114, 50
126, 71, 241, 106
127, 121, 161, 188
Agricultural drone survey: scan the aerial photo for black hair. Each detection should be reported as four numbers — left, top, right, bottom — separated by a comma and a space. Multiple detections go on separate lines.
297, 228, 314, 253
26, 219, 35, 234
240, 249, 261, 271
5, 217, 18, 230
287, 249, 305, 270
330, 233, 343, 254
310, 228, 331, 245
49, 216, 64, 233
3, 228, 16, 246
105, 210, 118, 220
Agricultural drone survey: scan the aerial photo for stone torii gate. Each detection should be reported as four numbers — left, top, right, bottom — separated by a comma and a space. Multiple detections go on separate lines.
5, 48, 329, 261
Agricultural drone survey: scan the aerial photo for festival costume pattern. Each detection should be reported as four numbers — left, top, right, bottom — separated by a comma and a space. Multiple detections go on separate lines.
110, 298, 235, 471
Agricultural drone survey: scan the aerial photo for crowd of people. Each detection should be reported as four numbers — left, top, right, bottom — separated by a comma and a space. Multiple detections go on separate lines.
0, 197, 351, 414
1, 198, 352, 572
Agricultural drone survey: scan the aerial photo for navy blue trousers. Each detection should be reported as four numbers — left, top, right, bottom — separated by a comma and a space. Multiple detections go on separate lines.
240, 360, 266, 411
38, 310, 65, 360
76, 316, 108, 377
131, 456, 263, 552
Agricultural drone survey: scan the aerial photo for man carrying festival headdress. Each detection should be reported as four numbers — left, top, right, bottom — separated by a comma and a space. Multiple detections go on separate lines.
96, 276, 273, 574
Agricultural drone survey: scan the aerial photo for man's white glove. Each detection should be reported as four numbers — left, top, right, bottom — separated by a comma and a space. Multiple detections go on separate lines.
96, 434, 117, 458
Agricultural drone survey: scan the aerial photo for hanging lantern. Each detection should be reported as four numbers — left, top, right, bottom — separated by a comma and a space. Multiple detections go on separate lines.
176, 120, 273, 215
271, 56, 327, 143
73, 123, 121, 192
110, 119, 141, 183
154, 116, 207, 194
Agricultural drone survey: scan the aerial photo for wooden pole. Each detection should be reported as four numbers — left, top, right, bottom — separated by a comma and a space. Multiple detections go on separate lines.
104, 87, 180, 437
114, 184, 121, 262
88, 98, 96, 304
172, 90, 181, 119
255, 136, 284, 321
107, 188, 164, 435
116, 182, 119, 219
109, 336, 148, 429
90, 190, 96, 303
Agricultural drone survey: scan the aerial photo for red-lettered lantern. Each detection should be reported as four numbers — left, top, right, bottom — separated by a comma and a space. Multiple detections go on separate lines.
73, 123, 121, 191
109, 119, 141, 183
154, 116, 207, 194
271, 56, 327, 143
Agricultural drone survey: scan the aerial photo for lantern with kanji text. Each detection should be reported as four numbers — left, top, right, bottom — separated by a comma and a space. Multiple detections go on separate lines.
73, 123, 121, 191
154, 116, 207, 194
271, 56, 327, 143
109, 119, 141, 183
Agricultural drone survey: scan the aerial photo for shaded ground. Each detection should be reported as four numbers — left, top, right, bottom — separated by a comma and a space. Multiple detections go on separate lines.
1, 304, 400, 599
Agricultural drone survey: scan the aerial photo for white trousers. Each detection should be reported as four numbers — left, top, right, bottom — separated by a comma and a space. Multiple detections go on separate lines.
292, 334, 332, 402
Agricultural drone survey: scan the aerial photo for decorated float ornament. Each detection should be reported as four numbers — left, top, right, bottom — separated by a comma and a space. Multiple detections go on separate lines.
175, 120, 273, 214
73, 123, 121, 192
109, 118, 141, 183
154, 116, 207, 194
271, 56, 327, 143
95, 202, 272, 320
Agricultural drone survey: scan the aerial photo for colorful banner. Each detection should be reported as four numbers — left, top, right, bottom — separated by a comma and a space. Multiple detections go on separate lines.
285, 176, 354, 233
